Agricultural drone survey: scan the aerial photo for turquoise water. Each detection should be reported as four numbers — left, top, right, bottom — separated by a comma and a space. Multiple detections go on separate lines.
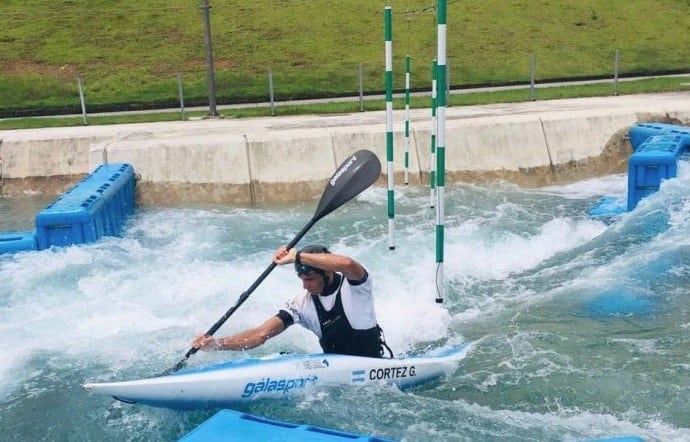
1, 167, 689, 441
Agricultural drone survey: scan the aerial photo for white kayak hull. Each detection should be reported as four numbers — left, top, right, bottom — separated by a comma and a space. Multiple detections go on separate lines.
84, 344, 471, 410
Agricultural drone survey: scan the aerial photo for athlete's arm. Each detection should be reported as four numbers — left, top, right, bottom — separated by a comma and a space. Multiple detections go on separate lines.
273, 245, 366, 282
191, 315, 286, 351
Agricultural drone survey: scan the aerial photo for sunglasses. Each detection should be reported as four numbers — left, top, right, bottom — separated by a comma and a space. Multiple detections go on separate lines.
296, 263, 312, 276
296, 264, 325, 277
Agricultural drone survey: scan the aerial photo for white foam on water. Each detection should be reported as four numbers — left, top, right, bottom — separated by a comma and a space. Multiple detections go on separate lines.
539, 173, 627, 199
443, 216, 606, 281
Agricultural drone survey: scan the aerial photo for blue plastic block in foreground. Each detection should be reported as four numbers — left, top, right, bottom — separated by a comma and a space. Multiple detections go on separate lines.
179, 409, 396, 442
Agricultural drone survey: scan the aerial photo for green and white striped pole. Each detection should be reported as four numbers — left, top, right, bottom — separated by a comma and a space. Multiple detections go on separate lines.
385, 5, 395, 250
435, 0, 447, 303
404, 54, 411, 185
430, 59, 437, 209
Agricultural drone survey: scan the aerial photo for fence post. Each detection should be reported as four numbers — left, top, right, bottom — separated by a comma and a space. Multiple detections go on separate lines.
613, 49, 620, 96
359, 64, 364, 112
200, 0, 218, 117
529, 52, 537, 101
268, 69, 275, 116
177, 73, 186, 119
77, 77, 88, 126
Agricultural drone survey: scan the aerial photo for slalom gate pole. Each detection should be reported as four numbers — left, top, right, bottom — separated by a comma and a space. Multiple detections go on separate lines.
435, 0, 447, 303
430, 59, 437, 209
384, 5, 395, 250
404, 54, 411, 185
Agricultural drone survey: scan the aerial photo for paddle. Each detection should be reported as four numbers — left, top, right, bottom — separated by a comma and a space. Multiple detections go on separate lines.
161, 149, 381, 375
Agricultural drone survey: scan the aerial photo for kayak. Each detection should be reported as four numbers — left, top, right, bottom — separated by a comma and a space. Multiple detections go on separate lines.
84, 344, 471, 410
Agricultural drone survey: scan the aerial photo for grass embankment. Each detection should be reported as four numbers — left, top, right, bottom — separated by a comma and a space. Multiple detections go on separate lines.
0, 0, 688, 129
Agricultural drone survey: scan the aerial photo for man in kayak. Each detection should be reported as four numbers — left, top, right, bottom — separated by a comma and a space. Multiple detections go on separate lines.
192, 244, 392, 358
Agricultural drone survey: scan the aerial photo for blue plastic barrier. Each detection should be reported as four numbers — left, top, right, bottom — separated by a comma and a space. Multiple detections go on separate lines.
628, 122, 690, 151
627, 133, 690, 210
587, 196, 626, 220
34, 163, 135, 249
585, 290, 655, 317
0, 231, 37, 254
0, 163, 136, 254
589, 123, 690, 217
90, 163, 136, 236
179, 409, 395, 442
35, 194, 107, 249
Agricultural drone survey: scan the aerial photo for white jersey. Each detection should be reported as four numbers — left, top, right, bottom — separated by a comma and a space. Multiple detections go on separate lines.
281, 273, 377, 338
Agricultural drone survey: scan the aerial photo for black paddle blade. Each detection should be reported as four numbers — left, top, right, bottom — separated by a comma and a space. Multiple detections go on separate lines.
313, 150, 381, 222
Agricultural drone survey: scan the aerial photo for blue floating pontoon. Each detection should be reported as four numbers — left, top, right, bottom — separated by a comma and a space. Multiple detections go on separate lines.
628, 122, 690, 152
178, 409, 396, 442
0, 163, 136, 254
627, 133, 690, 211
178, 409, 643, 442
0, 230, 37, 254
588, 122, 690, 217
35, 163, 135, 249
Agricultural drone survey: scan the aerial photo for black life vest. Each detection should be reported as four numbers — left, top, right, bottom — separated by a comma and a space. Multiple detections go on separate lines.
312, 275, 385, 358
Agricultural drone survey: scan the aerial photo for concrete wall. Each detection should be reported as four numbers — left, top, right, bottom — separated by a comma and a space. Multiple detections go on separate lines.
1, 93, 690, 205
